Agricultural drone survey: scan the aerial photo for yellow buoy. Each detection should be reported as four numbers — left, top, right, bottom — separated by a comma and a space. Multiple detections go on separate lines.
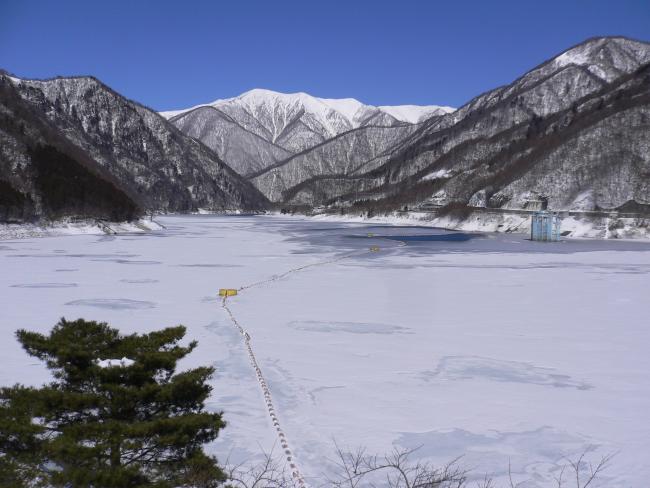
367, 233, 374, 237
219, 288, 238, 297
369, 246, 380, 252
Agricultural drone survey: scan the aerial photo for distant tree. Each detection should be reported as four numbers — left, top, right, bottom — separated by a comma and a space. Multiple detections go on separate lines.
0, 318, 226, 488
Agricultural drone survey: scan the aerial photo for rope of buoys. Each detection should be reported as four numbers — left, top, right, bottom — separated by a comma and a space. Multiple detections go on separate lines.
222, 296, 306, 487
218, 247, 377, 486
238, 250, 361, 292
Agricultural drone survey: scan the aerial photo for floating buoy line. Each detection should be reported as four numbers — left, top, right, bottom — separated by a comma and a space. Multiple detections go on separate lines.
218, 238, 387, 486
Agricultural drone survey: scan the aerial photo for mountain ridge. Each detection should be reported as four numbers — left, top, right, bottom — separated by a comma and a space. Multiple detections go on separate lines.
161, 88, 455, 126
0, 73, 269, 222
162, 88, 454, 177
245, 36, 650, 213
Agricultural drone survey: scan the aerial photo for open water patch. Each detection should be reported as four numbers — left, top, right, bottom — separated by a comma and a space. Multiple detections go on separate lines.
382, 233, 476, 243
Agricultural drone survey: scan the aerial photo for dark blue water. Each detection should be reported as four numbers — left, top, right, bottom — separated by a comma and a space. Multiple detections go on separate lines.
381, 233, 475, 243
158, 216, 650, 256
283, 219, 650, 256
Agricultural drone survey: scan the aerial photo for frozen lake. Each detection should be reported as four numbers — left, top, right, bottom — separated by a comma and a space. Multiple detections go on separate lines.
2, 215, 649, 487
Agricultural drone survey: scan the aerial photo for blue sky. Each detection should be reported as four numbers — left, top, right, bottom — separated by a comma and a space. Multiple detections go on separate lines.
1, 0, 648, 111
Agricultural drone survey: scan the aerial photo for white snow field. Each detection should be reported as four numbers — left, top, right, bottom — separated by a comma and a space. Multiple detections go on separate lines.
1, 215, 649, 487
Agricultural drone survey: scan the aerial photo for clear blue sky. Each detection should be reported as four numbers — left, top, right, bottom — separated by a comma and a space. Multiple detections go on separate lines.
1, 0, 648, 111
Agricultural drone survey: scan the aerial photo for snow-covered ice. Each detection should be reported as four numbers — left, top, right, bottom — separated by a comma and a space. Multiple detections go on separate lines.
1, 215, 649, 487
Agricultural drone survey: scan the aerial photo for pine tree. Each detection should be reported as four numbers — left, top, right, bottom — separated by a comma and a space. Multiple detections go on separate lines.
0, 318, 226, 488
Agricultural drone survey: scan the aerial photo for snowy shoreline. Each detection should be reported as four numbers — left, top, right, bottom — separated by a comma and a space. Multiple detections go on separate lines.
3, 209, 649, 241
279, 210, 650, 241
0, 218, 164, 240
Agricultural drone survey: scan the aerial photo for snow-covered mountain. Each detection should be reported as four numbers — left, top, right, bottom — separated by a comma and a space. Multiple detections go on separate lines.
161, 88, 453, 129
3, 36, 649, 224
252, 36, 650, 213
0, 73, 268, 221
162, 89, 453, 176
376, 104, 453, 124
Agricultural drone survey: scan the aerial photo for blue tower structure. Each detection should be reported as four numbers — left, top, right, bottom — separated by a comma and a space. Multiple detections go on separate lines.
531, 211, 561, 241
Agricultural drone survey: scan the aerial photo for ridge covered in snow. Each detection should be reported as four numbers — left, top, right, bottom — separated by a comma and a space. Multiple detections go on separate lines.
551, 36, 650, 81
246, 36, 650, 210
161, 88, 454, 127
161, 88, 454, 176
376, 104, 456, 124
162, 36, 650, 215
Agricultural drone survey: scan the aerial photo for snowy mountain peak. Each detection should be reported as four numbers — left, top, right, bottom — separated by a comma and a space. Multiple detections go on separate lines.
377, 104, 456, 124
551, 36, 650, 81
162, 88, 456, 176
314, 96, 368, 124
161, 88, 454, 127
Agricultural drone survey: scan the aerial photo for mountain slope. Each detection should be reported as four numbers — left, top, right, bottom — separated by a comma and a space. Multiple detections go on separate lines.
249, 123, 420, 202
0, 73, 268, 221
271, 37, 650, 212
166, 104, 295, 177
0, 76, 140, 221
163, 89, 453, 177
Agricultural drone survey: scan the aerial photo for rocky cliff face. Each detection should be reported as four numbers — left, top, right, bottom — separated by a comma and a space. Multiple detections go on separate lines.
271, 37, 650, 213
0, 74, 268, 221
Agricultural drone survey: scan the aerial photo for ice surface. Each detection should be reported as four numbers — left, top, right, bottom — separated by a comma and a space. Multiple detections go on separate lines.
11, 283, 78, 288
419, 356, 591, 390
396, 427, 601, 484
1, 215, 649, 487
65, 298, 157, 310
287, 320, 411, 335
